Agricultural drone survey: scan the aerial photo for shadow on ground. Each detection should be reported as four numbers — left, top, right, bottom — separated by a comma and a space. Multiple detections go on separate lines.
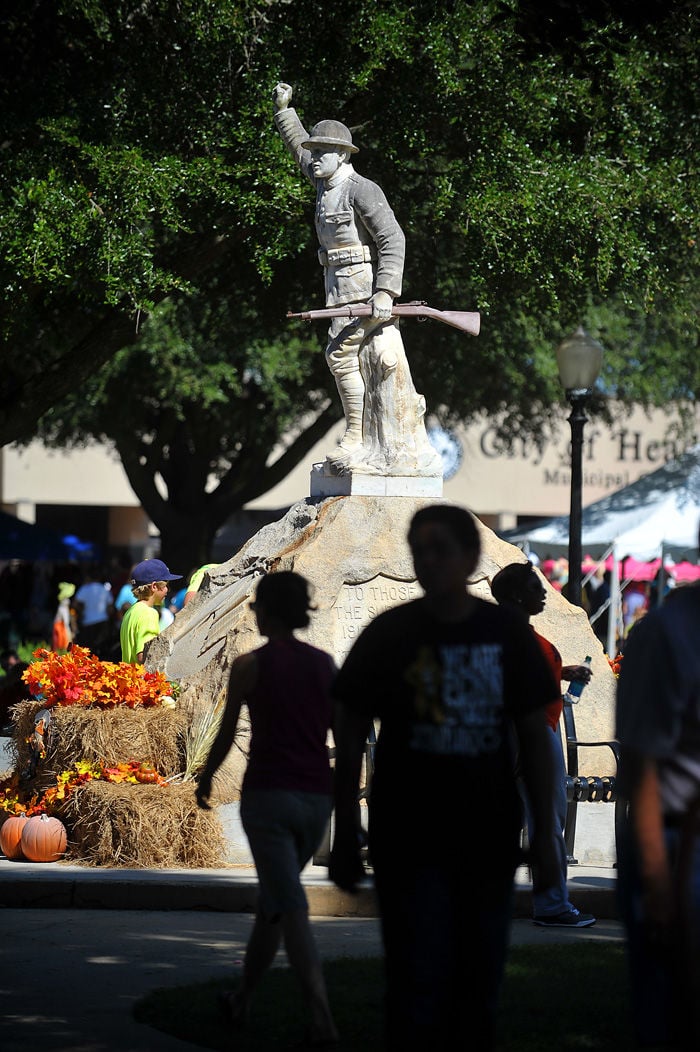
134, 943, 635, 1051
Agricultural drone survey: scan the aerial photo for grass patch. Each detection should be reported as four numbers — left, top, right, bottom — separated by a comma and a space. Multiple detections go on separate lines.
133, 942, 634, 1050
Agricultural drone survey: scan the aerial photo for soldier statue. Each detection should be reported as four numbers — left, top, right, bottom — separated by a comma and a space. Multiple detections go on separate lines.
273, 83, 442, 479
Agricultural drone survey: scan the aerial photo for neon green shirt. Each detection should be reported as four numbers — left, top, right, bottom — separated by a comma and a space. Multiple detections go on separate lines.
120, 601, 160, 664
187, 563, 220, 595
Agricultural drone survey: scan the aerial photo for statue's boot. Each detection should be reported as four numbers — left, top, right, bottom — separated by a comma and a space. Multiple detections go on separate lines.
328, 371, 365, 469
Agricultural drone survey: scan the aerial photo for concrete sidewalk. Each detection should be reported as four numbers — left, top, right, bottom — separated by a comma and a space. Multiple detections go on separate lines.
0, 856, 618, 918
0, 903, 625, 1052
0, 858, 624, 1052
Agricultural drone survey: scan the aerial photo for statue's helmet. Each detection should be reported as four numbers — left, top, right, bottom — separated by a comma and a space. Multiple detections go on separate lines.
300, 120, 359, 154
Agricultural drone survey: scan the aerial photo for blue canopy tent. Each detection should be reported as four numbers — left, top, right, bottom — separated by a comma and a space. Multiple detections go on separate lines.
0, 511, 98, 562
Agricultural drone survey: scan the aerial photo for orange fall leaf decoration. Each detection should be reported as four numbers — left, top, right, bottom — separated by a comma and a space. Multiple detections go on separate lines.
21, 646, 176, 710
0, 759, 169, 818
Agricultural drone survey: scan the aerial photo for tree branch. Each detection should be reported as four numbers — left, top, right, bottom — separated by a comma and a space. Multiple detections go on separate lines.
210, 401, 340, 513
114, 434, 170, 525
0, 231, 231, 448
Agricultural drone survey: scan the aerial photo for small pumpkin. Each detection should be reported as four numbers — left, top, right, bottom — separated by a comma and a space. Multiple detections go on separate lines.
135, 764, 158, 784
20, 814, 67, 863
0, 814, 28, 860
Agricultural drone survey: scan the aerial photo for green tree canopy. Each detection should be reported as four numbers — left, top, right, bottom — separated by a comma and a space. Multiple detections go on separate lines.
1, 0, 698, 561
39, 268, 339, 566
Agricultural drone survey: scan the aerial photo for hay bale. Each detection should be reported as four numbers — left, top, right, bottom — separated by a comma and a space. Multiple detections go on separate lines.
64, 780, 226, 868
11, 701, 187, 778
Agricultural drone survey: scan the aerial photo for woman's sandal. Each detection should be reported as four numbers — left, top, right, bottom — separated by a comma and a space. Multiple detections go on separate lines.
216, 987, 249, 1029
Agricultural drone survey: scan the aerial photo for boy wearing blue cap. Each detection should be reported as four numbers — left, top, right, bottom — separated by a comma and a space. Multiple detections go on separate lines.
119, 559, 182, 665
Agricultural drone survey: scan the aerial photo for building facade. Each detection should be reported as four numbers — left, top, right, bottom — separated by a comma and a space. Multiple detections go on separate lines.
1, 403, 697, 563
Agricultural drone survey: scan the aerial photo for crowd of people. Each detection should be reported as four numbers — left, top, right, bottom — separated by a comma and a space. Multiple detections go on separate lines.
1, 505, 698, 1049
536, 553, 681, 655
190, 505, 699, 1049
0, 557, 220, 665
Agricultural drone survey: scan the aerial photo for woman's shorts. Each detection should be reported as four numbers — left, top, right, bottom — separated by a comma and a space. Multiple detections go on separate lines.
241, 789, 332, 919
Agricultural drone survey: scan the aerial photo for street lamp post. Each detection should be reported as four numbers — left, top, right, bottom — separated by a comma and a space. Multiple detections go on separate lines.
556, 326, 604, 608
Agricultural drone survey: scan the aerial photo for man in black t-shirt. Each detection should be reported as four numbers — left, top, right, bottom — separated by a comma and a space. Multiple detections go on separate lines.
330, 504, 559, 1052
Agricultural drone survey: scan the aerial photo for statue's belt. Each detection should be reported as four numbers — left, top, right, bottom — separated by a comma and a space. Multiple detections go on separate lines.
318, 244, 376, 267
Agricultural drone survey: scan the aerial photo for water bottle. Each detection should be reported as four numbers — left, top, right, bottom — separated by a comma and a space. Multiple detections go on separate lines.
565, 655, 592, 704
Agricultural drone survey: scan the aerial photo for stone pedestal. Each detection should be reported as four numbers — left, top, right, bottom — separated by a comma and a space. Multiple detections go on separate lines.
214, 795, 618, 869
310, 465, 443, 498
571, 802, 618, 868
147, 495, 618, 818
0, 736, 11, 777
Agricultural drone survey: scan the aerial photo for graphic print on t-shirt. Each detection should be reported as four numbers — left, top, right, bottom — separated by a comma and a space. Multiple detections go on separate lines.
406, 642, 504, 757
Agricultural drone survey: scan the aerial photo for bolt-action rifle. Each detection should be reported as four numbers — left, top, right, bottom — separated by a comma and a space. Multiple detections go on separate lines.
286, 300, 480, 336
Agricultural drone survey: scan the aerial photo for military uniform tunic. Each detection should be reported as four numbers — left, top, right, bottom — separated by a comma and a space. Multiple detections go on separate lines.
274, 107, 405, 307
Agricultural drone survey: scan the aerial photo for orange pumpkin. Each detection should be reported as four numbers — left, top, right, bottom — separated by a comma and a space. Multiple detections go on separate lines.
0, 814, 28, 860
135, 764, 158, 784
20, 814, 67, 863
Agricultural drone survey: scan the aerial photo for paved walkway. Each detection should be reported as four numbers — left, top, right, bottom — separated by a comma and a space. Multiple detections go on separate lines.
0, 858, 622, 1052
0, 856, 618, 917
0, 904, 624, 1052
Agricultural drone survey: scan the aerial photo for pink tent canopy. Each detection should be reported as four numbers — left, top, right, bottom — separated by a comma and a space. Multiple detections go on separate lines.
669, 561, 700, 582
582, 553, 698, 582
620, 557, 662, 582
589, 555, 661, 580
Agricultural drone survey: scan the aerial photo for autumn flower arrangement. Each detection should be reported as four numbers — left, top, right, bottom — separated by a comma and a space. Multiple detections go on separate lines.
607, 653, 624, 678
22, 646, 177, 709
0, 759, 169, 819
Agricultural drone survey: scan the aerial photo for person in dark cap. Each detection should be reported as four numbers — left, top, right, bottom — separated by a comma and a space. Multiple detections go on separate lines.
119, 559, 181, 665
272, 82, 440, 478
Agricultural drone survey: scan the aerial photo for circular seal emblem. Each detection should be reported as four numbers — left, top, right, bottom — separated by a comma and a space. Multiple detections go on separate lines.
428, 427, 464, 480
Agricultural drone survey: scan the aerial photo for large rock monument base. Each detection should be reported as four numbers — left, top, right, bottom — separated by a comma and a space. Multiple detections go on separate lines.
147, 495, 618, 863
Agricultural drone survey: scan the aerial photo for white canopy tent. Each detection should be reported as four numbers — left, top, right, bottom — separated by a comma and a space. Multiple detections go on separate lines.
501, 443, 700, 563
500, 444, 700, 654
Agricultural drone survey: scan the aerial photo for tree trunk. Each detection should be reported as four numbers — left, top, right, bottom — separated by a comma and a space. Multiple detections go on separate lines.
113, 403, 341, 569
155, 508, 216, 580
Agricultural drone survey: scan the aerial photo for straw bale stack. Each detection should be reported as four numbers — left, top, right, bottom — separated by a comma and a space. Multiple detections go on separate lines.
11, 700, 187, 779
6, 698, 228, 868
64, 780, 225, 868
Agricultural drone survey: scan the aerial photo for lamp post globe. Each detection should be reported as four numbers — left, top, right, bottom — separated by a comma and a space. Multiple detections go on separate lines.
556, 327, 604, 608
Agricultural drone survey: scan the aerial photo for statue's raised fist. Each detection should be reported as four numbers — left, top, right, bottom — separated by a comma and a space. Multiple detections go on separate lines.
273, 82, 293, 111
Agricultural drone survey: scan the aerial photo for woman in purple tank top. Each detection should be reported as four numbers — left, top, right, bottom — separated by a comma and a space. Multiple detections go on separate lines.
197, 571, 339, 1047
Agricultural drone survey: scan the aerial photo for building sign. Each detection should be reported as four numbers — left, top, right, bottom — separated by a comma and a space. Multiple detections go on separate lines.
443, 405, 699, 525
479, 422, 691, 475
